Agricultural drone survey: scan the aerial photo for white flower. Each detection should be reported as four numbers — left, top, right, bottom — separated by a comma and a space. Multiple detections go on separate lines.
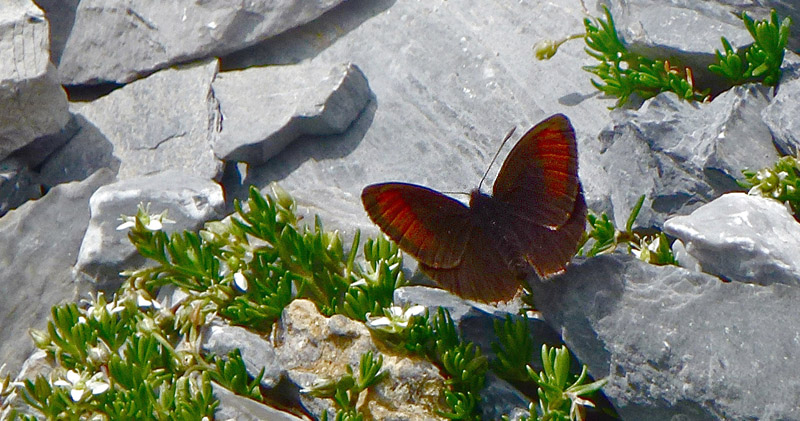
54, 370, 109, 402
136, 292, 163, 310
366, 305, 426, 333
233, 271, 248, 292
83, 292, 125, 320
116, 203, 175, 231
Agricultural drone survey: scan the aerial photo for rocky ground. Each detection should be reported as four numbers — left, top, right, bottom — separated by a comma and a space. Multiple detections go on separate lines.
2, 0, 800, 419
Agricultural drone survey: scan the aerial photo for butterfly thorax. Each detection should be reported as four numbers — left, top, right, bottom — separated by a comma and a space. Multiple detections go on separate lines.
469, 189, 508, 229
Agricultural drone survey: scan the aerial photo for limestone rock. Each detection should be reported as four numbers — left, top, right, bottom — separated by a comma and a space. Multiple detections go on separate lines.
598, 85, 777, 228
0, 0, 70, 161
0, 169, 114, 374
212, 61, 371, 165
52, 0, 346, 85
664, 193, 800, 286
67, 59, 223, 181
212, 382, 305, 421
528, 254, 800, 420
76, 171, 225, 288
203, 299, 453, 420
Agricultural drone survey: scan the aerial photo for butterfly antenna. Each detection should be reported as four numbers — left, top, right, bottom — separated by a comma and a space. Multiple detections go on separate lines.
478, 126, 516, 191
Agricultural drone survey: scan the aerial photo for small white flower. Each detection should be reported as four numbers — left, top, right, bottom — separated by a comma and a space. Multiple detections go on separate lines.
83, 292, 125, 320
233, 271, 248, 292
54, 370, 109, 402
116, 203, 175, 231
136, 293, 162, 310
366, 305, 426, 333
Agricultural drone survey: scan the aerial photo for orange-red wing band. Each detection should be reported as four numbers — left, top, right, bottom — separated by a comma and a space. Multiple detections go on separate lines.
361, 182, 473, 269
492, 114, 579, 228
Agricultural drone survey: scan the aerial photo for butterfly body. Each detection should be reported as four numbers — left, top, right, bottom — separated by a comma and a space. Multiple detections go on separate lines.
361, 114, 586, 302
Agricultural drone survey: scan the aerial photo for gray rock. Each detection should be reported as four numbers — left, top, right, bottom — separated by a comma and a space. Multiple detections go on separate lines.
663, 193, 800, 286
37, 113, 121, 188
75, 171, 225, 288
69, 59, 223, 181
598, 85, 777, 228
54, 0, 346, 85
0, 0, 70, 162
761, 53, 800, 155
0, 168, 114, 375
0, 156, 41, 216
528, 254, 800, 420
604, 0, 750, 73
212, 62, 371, 165
202, 321, 283, 389
212, 382, 305, 421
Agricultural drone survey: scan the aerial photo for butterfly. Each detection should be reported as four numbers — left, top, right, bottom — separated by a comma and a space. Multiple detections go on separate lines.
361, 114, 586, 302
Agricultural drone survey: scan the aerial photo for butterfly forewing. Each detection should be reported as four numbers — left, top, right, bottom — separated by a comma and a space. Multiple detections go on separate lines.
361, 183, 474, 268
492, 114, 578, 228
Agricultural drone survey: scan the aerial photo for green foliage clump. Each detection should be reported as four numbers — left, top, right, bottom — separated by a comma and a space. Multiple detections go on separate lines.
493, 317, 608, 421
709, 10, 791, 86
578, 195, 677, 265
740, 153, 800, 217
536, 6, 791, 108
582, 6, 709, 107
304, 350, 387, 421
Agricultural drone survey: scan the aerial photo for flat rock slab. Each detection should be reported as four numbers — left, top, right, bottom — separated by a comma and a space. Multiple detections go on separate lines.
212, 61, 371, 165
0, 168, 114, 374
69, 59, 223, 181
76, 171, 225, 288
529, 254, 800, 420
664, 193, 800, 286
53, 0, 346, 85
0, 0, 69, 161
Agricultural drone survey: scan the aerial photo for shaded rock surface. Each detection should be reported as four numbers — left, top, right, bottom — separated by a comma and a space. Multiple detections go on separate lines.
0, 0, 70, 162
0, 169, 114, 374
68, 59, 223, 181
528, 254, 800, 421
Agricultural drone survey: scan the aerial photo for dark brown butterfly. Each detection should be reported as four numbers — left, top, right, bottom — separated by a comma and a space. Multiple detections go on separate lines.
361, 114, 586, 302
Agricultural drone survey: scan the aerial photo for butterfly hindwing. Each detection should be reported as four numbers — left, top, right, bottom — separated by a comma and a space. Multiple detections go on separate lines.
361, 183, 474, 269
492, 114, 579, 228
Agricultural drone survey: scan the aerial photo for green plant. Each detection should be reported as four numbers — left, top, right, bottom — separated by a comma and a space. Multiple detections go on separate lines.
303, 350, 387, 421
582, 6, 710, 107
709, 10, 791, 86
491, 314, 535, 383
493, 318, 610, 421
523, 345, 608, 421
740, 153, 800, 217
578, 195, 677, 265
536, 6, 791, 108
5, 184, 410, 420
369, 307, 488, 420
